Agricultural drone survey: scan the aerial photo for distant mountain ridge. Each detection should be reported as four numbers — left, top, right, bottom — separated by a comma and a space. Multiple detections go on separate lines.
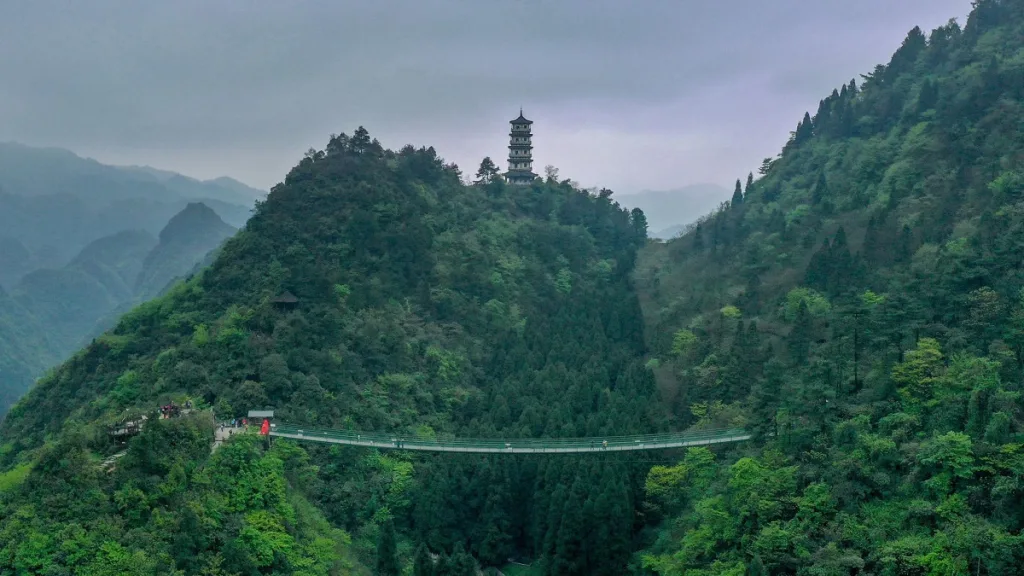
0, 142, 261, 281
0, 142, 264, 205
0, 202, 236, 415
136, 202, 237, 299
116, 164, 265, 206
616, 183, 730, 239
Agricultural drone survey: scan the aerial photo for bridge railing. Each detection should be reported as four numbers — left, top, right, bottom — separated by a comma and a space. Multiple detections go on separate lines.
270, 423, 749, 451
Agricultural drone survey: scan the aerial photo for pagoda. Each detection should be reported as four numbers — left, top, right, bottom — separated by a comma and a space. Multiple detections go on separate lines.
505, 109, 537, 186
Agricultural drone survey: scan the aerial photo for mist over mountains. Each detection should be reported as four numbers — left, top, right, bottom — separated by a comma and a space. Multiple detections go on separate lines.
616, 183, 730, 239
0, 143, 254, 414
0, 142, 261, 281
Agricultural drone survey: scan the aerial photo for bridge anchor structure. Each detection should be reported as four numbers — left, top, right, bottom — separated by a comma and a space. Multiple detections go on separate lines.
266, 423, 751, 454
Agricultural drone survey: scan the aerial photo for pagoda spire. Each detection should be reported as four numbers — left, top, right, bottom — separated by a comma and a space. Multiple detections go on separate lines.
505, 109, 536, 186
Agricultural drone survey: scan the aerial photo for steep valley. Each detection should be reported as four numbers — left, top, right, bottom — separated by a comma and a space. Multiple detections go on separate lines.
2, 1, 1024, 574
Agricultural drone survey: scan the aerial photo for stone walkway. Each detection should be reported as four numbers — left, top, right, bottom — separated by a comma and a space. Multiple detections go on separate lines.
212, 425, 245, 452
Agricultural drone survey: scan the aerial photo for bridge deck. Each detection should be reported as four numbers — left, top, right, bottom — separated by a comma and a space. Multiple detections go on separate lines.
269, 424, 751, 453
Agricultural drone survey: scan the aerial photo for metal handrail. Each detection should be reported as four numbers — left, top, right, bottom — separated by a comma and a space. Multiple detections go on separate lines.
268, 423, 751, 453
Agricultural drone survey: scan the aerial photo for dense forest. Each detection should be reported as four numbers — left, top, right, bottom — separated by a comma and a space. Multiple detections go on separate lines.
0, 125, 657, 574
636, 1, 1024, 573
3, 0, 1024, 574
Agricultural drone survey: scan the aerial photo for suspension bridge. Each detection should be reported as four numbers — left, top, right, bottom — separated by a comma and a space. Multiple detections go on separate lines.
268, 423, 751, 454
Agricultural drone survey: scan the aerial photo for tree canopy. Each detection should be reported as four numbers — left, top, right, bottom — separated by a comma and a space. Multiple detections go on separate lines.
635, 2, 1024, 573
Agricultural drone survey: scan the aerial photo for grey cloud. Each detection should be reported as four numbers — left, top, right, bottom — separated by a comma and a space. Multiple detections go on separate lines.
0, 0, 972, 191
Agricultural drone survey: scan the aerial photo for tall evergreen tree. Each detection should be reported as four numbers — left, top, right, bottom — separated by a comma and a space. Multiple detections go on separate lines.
449, 543, 476, 576
414, 544, 435, 576
793, 112, 815, 144
896, 224, 914, 262
812, 171, 829, 204
748, 554, 768, 576
917, 78, 939, 114
752, 358, 784, 439
693, 222, 705, 251
731, 179, 744, 208
376, 519, 400, 576
630, 207, 649, 240
789, 300, 812, 365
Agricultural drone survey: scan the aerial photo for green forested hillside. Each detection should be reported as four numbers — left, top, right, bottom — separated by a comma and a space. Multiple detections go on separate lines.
635, 1, 1024, 573
0, 288, 57, 414
5, 2, 1024, 574
0, 129, 657, 574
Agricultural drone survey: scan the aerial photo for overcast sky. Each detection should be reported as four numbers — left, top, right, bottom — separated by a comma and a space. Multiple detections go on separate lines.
0, 0, 972, 195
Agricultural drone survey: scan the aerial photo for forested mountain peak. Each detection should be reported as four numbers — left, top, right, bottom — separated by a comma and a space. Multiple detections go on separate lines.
134, 203, 237, 300
634, 1, 1024, 573
0, 127, 654, 574
157, 201, 233, 244
3, 2, 1023, 573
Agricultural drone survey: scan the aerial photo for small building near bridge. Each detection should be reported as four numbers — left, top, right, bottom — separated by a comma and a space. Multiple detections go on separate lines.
249, 410, 275, 435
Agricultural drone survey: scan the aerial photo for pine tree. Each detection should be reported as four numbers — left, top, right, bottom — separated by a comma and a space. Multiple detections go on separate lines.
917, 78, 939, 114
475, 157, 500, 184
476, 464, 513, 566
433, 553, 453, 576
745, 172, 754, 195
829, 227, 853, 296
812, 171, 829, 204
414, 544, 435, 576
731, 179, 744, 208
552, 475, 587, 575
896, 224, 914, 262
449, 543, 476, 576
789, 300, 812, 365
805, 239, 832, 291
752, 358, 783, 439
630, 207, 649, 240
840, 99, 855, 136
749, 554, 768, 576
376, 519, 401, 576
794, 112, 814, 144
352, 126, 372, 154
861, 215, 881, 265
693, 223, 705, 251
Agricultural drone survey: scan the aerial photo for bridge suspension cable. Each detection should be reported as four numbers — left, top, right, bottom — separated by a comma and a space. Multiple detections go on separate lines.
268, 423, 751, 454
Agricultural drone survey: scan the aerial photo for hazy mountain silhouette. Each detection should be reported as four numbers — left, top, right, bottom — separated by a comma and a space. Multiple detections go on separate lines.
616, 183, 730, 239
